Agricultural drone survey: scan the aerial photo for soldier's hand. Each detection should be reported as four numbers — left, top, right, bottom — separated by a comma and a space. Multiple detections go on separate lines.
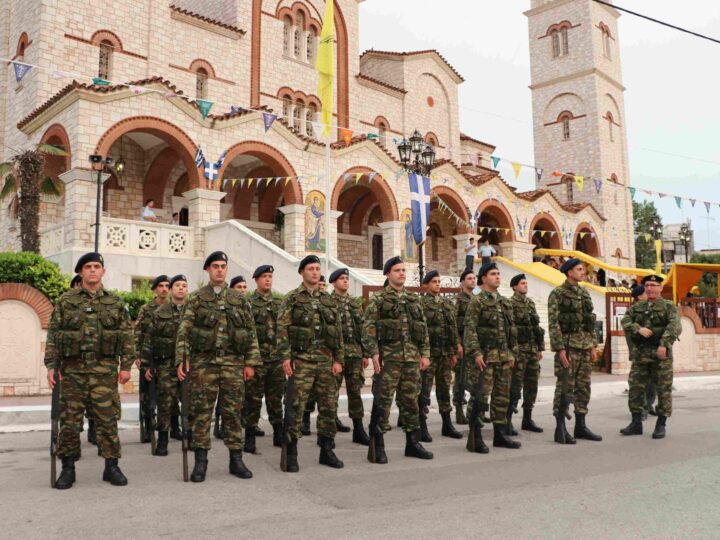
372, 354, 381, 374
362, 357, 370, 369
331, 362, 343, 376
244, 367, 255, 381
177, 363, 188, 382
559, 349, 570, 368
509, 359, 515, 369
118, 370, 131, 385
638, 327, 654, 338
475, 355, 486, 371
47, 368, 62, 389
282, 359, 293, 377
450, 355, 457, 368
420, 357, 430, 371
457, 344, 463, 357
656, 346, 668, 360
590, 348, 598, 362
144, 369, 153, 382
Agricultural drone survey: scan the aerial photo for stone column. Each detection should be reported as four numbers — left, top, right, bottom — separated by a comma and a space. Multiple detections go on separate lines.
328, 210, 343, 260
59, 168, 110, 250
499, 241, 535, 264
278, 204, 306, 258
379, 221, 403, 262
183, 188, 227, 257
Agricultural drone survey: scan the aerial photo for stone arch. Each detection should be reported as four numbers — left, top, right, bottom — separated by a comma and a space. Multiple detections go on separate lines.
40, 124, 71, 182
574, 222, 601, 257
143, 147, 180, 209
189, 59, 216, 78
90, 29, 123, 50
0, 283, 53, 329
16, 32, 30, 58
431, 185, 470, 233
219, 140, 299, 198
331, 167, 399, 224
476, 199, 515, 242
543, 92, 585, 124
529, 212, 562, 250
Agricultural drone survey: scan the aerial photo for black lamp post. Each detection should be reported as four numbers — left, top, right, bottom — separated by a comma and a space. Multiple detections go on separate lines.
89, 154, 114, 253
679, 222, 691, 263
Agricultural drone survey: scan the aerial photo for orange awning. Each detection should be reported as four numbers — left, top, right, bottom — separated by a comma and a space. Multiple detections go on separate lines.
665, 263, 720, 303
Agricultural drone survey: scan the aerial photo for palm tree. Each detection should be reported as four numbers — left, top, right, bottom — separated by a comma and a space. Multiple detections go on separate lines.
0, 143, 68, 253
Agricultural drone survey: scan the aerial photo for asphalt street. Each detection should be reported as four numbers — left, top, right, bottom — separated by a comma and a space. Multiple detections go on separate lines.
1, 388, 719, 540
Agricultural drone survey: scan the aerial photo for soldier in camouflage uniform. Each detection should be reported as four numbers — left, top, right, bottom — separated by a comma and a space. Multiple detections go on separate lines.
620, 275, 681, 439
141, 274, 187, 456
243, 265, 285, 453
362, 256, 433, 463
175, 251, 261, 482
419, 270, 463, 440
548, 258, 602, 445
508, 274, 545, 435
329, 268, 371, 445
452, 269, 476, 424
464, 262, 521, 451
45, 252, 134, 489
276, 255, 345, 472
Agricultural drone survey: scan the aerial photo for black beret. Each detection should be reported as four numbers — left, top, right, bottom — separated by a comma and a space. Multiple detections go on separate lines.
460, 268, 474, 282
204, 251, 228, 269
631, 285, 645, 298
252, 265, 274, 279
151, 275, 170, 290
383, 278, 389, 287
560, 258, 582, 274
510, 274, 526, 288
169, 274, 187, 287
422, 270, 439, 284
70, 275, 82, 288
329, 268, 349, 283
74, 252, 104, 273
230, 275, 246, 288
298, 255, 320, 272
477, 262, 498, 281
319, 275, 326, 283
383, 256, 403, 275
642, 274, 664, 285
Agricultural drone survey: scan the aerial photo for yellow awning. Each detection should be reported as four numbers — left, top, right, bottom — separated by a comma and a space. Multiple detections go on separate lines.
665, 263, 720, 303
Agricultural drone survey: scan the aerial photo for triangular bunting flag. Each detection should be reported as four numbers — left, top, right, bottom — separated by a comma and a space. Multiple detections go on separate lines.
590, 233, 595, 239
262, 112, 277, 133
311, 121, 325, 138
704, 201, 711, 213
92, 77, 110, 86
285, 177, 292, 186
343, 173, 352, 182
232, 178, 238, 188
511, 162, 522, 179
239, 178, 246, 189
658, 193, 667, 198
130, 86, 145, 95
491, 156, 500, 169
163, 92, 177, 99
574, 175, 584, 191
674, 196, 682, 209
355, 172, 363, 184
594, 178, 602, 193
367, 133, 379, 141
13, 62, 31, 83
552, 171, 563, 177
550, 231, 556, 237
535, 168, 543, 182
265, 177, 273, 186
274, 177, 282, 186
368, 172, 377, 183
197, 99, 213, 119
629, 187, 636, 199
340, 128, 353, 146
690, 199, 696, 208
579, 232, 587, 239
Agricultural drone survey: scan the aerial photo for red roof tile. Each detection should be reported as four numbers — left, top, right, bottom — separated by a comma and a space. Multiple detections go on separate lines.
169, 5, 246, 35
356, 74, 407, 95
460, 133, 496, 149
360, 49, 464, 82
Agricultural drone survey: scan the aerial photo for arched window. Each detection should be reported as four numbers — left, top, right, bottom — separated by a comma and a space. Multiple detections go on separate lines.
551, 30, 560, 58
283, 16, 293, 55
558, 112, 572, 141
282, 95, 292, 123
550, 24, 570, 58
195, 67, 208, 99
378, 123, 387, 148
294, 12, 305, 59
425, 133, 439, 148
98, 39, 113, 79
306, 104, 316, 137
560, 27, 569, 55
607, 111, 614, 141
17, 41, 26, 62
306, 28, 317, 63
600, 23, 612, 58
293, 103, 303, 130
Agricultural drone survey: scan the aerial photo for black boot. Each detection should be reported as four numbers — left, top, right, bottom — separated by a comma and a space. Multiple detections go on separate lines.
317, 435, 335, 449
506, 409, 518, 436
397, 415, 403, 429
521, 408, 543, 433
620, 412, 643, 436
371, 431, 388, 464
405, 430, 433, 459
87, 419, 97, 445
352, 418, 370, 446
229, 450, 253, 479
554, 414, 576, 445
285, 439, 299, 473
441, 412, 463, 439
419, 414, 433, 443
481, 413, 492, 424
574, 413, 602, 441
190, 449, 208, 482
335, 416, 351, 433
55, 457, 76, 489
301, 411, 311, 436
155, 431, 169, 456
102, 459, 128, 486
170, 416, 182, 441
318, 436, 344, 468
652, 415, 667, 439
243, 427, 256, 454
466, 421, 489, 454
142, 416, 152, 444
493, 423, 521, 449
254, 425, 265, 437
272, 423, 283, 448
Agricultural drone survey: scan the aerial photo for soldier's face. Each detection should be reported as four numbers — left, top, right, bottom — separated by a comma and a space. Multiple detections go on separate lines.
80, 262, 105, 286
387, 264, 406, 287
484, 269, 501, 290
567, 265, 586, 282
233, 281, 248, 293
334, 274, 350, 293
154, 282, 170, 299
208, 262, 228, 284
514, 279, 529, 295
172, 281, 188, 301
428, 276, 441, 294
461, 274, 477, 291
645, 282, 662, 299
255, 273, 273, 292
318, 281, 326, 291
301, 263, 321, 287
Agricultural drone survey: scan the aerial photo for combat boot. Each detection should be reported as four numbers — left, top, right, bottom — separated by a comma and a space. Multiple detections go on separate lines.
493, 423, 521, 449
285, 439, 299, 473
317, 435, 335, 449
155, 431, 169, 456
335, 416, 351, 433
554, 414, 576, 444
419, 414, 433, 443
272, 423, 283, 448
574, 413, 602, 441
102, 459, 128, 486
521, 408, 543, 433
373, 432, 388, 464
254, 425, 266, 437
466, 421, 489, 454
405, 430, 433, 459
620, 413, 643, 436
170, 416, 182, 440
481, 413, 492, 424
243, 427, 256, 454
352, 418, 370, 446
55, 457, 76, 489
229, 450, 253, 479
301, 411, 311, 436
441, 412, 463, 439
142, 416, 152, 443
506, 409, 518, 437
87, 418, 97, 445
318, 436, 344, 469
652, 415, 667, 439
190, 449, 208, 482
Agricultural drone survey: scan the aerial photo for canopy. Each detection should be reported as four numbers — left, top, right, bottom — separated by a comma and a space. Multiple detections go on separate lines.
534, 249, 661, 279
665, 263, 720, 303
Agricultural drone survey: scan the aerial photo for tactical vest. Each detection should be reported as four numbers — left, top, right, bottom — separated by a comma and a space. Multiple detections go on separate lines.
59, 293, 124, 358
376, 291, 426, 346
288, 292, 341, 353
250, 295, 280, 347
423, 296, 453, 349
337, 296, 363, 347
631, 301, 669, 348
456, 293, 471, 338
150, 306, 179, 361
557, 287, 596, 335
473, 295, 514, 350
188, 289, 253, 355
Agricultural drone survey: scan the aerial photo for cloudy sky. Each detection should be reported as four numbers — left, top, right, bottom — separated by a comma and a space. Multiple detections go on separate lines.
359, 0, 720, 249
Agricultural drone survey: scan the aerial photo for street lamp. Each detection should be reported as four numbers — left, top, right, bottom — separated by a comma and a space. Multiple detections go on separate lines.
679, 222, 691, 263
89, 154, 114, 253
652, 216, 664, 272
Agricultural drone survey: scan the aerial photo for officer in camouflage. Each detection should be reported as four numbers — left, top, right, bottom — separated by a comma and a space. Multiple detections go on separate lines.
141, 274, 188, 456
362, 256, 433, 462
464, 262, 521, 451
419, 270, 463, 440
230, 275, 248, 294
276, 255, 345, 472
175, 251, 261, 482
548, 258, 602, 445
620, 275, 681, 439
45, 252, 134, 489
508, 274, 545, 434
452, 269, 476, 423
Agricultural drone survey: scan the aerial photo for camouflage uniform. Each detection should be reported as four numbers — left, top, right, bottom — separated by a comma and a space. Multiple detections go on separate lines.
331, 292, 367, 420
361, 286, 430, 433
174, 284, 261, 451
509, 292, 545, 411
420, 293, 459, 414
44, 287, 134, 459
276, 283, 344, 440
452, 290, 472, 405
621, 299, 681, 417
135, 301, 165, 428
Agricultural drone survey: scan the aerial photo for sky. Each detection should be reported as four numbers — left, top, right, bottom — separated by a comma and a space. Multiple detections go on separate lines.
358, 0, 720, 249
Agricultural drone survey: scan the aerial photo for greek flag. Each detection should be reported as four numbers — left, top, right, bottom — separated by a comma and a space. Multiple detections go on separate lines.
194, 146, 205, 168
204, 161, 218, 181
215, 149, 228, 169
408, 172, 431, 246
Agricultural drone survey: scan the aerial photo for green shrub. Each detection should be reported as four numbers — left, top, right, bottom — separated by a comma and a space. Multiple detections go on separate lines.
115, 282, 155, 320
0, 251, 69, 302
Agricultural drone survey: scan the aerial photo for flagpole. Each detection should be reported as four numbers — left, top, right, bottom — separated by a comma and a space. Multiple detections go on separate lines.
324, 135, 331, 278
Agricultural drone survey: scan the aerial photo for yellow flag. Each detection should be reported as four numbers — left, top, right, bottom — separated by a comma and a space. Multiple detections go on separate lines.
574, 175, 584, 191
511, 162, 522, 179
315, 0, 335, 138
355, 172, 363, 184
654, 239, 663, 274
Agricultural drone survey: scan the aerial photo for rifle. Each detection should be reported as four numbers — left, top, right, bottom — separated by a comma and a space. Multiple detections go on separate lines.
455, 351, 467, 424
139, 367, 146, 443
280, 365, 296, 472
558, 344, 574, 422
367, 329, 384, 463
148, 359, 158, 455
466, 346, 489, 452
50, 370, 60, 488
180, 354, 191, 482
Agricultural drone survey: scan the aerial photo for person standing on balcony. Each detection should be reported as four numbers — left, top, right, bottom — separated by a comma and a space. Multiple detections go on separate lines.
479, 239, 496, 265
141, 199, 159, 222
464, 237, 478, 271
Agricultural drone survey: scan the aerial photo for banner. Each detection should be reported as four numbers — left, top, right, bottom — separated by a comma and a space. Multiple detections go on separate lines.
315, 0, 335, 137
340, 128, 353, 146
262, 112, 277, 133
13, 62, 31, 82
511, 162, 522, 179
654, 239, 663, 275
197, 99, 213, 119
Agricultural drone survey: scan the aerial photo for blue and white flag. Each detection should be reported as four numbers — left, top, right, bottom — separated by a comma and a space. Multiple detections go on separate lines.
13, 62, 31, 83
194, 146, 205, 168
215, 149, 228, 170
204, 161, 218, 181
408, 173, 431, 246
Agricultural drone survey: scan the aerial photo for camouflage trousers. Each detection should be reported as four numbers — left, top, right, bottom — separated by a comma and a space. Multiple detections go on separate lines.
190, 364, 245, 451
421, 354, 453, 414
474, 359, 512, 425
336, 357, 366, 420
452, 355, 469, 404
291, 358, 338, 440
379, 359, 421, 433
628, 357, 673, 416
58, 367, 122, 459
153, 362, 179, 432
509, 350, 541, 411
243, 361, 285, 427
553, 347, 592, 416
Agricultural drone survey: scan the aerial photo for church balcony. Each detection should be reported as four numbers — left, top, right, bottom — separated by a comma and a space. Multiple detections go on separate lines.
99, 217, 195, 259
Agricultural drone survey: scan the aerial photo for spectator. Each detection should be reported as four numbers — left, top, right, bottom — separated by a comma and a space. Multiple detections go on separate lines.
170, 212, 179, 225
597, 268, 606, 286
464, 237, 477, 271
608, 278, 618, 288
620, 279, 630, 289
141, 199, 158, 222
549, 258, 559, 270
479, 239, 496, 265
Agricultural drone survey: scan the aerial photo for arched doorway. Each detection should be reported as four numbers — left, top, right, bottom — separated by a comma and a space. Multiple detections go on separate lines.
529, 213, 562, 258
574, 222, 601, 257
39, 124, 72, 225
429, 186, 470, 275
476, 200, 514, 257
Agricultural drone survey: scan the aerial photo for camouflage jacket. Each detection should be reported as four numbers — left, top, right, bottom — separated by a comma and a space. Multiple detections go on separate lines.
420, 293, 459, 357
141, 301, 184, 367
276, 283, 344, 365
510, 292, 545, 353
621, 298, 681, 360
463, 290, 517, 364
174, 283, 261, 368
548, 280, 597, 351
247, 289, 283, 363
134, 300, 164, 360
331, 292, 367, 360
44, 286, 135, 372
361, 286, 431, 362
455, 290, 473, 341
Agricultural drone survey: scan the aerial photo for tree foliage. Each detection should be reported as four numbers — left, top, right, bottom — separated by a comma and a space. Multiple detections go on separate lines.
632, 200, 662, 270
0, 251, 70, 302
690, 252, 720, 297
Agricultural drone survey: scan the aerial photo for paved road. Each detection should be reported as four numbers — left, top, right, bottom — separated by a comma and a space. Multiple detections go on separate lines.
1, 388, 719, 540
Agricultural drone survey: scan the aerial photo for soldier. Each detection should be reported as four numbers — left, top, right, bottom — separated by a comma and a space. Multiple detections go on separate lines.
318, 275, 327, 292
620, 275, 681, 439
141, 274, 188, 456
508, 274, 545, 434
243, 265, 285, 452
230, 275, 248, 294
419, 270, 463, 440
548, 258, 602, 445
362, 256, 433, 463
329, 268, 371, 445
464, 262, 521, 451
175, 251, 261, 482
45, 252, 134, 489
452, 269, 476, 422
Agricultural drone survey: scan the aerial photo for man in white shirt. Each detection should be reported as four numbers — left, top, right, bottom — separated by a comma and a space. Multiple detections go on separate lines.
464, 237, 477, 271
141, 199, 158, 222
479, 240, 496, 265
